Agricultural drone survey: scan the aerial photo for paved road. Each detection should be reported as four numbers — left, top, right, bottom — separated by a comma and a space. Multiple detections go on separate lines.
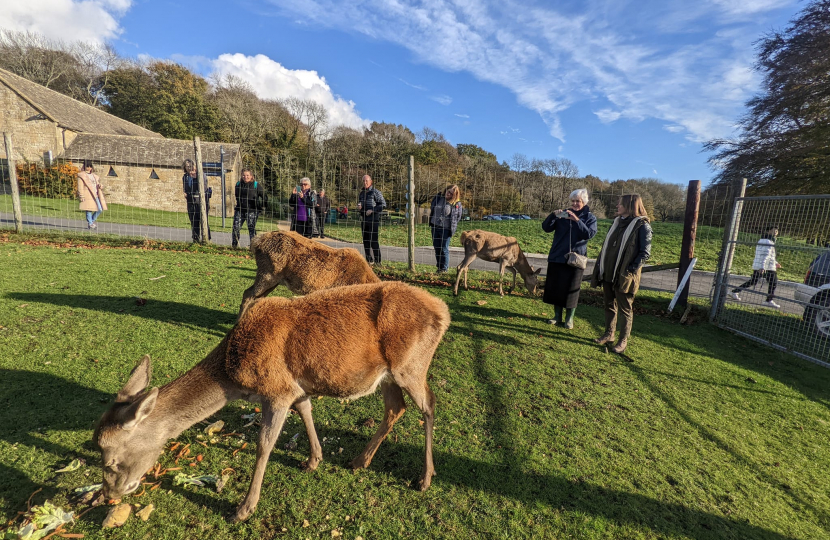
1, 212, 804, 315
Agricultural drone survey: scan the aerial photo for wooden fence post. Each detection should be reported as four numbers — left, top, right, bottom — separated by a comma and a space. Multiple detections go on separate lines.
407, 155, 415, 272
677, 180, 701, 307
3, 133, 23, 233
194, 137, 210, 244
709, 178, 747, 321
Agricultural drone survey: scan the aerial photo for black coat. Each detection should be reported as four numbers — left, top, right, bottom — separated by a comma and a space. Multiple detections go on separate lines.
541, 205, 598, 263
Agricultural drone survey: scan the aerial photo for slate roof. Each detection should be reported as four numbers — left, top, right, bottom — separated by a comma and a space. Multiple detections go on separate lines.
62, 133, 240, 168
0, 67, 161, 138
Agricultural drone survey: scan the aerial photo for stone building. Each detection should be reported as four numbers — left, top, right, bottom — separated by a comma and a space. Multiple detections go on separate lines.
0, 67, 240, 217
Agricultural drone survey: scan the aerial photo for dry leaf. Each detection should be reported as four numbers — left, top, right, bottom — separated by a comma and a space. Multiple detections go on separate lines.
136, 504, 155, 521
302, 520, 310, 528
56, 458, 84, 473
204, 420, 224, 436
102, 503, 131, 528
476, 300, 487, 305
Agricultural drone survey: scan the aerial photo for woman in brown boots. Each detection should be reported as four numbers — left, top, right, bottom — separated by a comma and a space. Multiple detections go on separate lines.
590, 194, 652, 354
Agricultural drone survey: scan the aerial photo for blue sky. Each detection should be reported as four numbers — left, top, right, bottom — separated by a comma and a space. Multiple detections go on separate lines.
0, 0, 803, 184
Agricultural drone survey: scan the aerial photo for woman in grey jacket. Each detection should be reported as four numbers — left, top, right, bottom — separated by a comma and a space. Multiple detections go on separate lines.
429, 184, 463, 272
358, 175, 386, 264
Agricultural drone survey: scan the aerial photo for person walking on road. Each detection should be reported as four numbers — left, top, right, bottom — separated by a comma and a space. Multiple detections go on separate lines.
77, 160, 107, 230
232, 169, 265, 248
591, 194, 652, 354
541, 188, 598, 329
730, 225, 781, 308
358, 174, 386, 265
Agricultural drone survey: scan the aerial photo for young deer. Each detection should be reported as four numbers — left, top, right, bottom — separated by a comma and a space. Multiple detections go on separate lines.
95, 281, 450, 522
238, 231, 380, 319
454, 229, 541, 296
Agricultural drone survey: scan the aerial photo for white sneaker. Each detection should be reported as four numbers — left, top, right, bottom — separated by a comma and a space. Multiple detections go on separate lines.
763, 300, 780, 309
729, 292, 741, 301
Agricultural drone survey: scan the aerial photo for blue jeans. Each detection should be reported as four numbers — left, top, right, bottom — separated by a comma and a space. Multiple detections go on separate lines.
431, 227, 452, 271
86, 198, 102, 225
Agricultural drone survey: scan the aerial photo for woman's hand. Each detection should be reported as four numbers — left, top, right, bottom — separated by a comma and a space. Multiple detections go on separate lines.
292, 187, 297, 195
775, 262, 782, 269
566, 210, 579, 222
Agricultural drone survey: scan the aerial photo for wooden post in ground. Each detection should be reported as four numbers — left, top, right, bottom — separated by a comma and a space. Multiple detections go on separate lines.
3, 133, 23, 233
677, 180, 701, 307
709, 178, 747, 321
194, 137, 210, 244
407, 155, 416, 271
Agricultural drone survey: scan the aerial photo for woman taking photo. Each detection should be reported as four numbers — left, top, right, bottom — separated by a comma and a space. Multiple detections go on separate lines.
77, 160, 107, 230
429, 184, 463, 273
289, 177, 316, 238
541, 188, 597, 328
590, 194, 652, 354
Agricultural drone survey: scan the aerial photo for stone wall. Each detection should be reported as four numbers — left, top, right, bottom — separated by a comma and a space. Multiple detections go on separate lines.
0, 83, 64, 161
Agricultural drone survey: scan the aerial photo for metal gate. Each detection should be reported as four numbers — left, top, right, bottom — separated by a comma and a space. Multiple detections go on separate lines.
711, 195, 830, 366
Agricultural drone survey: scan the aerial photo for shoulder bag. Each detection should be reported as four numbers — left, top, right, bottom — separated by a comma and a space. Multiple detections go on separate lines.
566, 220, 587, 269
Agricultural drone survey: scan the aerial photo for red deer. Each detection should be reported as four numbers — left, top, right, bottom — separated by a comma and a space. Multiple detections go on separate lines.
238, 231, 380, 318
94, 282, 450, 522
454, 229, 541, 296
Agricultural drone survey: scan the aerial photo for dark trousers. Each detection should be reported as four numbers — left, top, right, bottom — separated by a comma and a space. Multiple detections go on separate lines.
361, 219, 381, 263
734, 270, 778, 301
187, 201, 210, 242
295, 218, 313, 238
315, 214, 325, 238
602, 282, 635, 340
431, 227, 452, 271
232, 208, 258, 246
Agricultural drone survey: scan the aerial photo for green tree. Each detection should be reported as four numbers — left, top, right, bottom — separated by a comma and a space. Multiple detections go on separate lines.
705, 0, 830, 194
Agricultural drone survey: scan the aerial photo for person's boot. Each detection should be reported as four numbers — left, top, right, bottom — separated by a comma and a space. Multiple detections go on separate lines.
548, 306, 563, 326
594, 330, 615, 345
611, 338, 628, 354
562, 308, 576, 329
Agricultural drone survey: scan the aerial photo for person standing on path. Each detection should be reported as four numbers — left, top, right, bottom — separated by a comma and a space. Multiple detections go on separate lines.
358, 174, 386, 265
182, 159, 211, 242
77, 160, 107, 230
232, 169, 265, 248
730, 225, 781, 308
289, 177, 316, 239
541, 188, 597, 329
591, 194, 652, 354
428, 184, 463, 272
315, 188, 331, 238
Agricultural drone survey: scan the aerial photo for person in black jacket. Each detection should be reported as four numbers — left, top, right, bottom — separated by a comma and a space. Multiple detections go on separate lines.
358, 174, 386, 264
231, 168, 265, 248
428, 184, 463, 272
182, 159, 211, 243
288, 178, 316, 238
541, 188, 598, 329
315, 188, 331, 238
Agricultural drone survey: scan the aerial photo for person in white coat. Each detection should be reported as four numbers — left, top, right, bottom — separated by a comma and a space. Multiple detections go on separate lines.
730, 225, 781, 308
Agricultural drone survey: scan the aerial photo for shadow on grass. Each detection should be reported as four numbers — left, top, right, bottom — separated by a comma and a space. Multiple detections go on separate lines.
4, 293, 236, 337
0, 369, 111, 516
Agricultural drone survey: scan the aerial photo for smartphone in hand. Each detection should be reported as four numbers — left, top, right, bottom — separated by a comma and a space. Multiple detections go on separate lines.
556, 210, 569, 219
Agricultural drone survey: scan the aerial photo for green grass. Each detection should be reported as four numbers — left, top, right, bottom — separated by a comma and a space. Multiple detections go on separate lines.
1, 234, 829, 539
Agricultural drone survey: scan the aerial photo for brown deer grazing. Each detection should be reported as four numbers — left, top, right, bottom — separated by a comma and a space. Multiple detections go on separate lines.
238, 231, 380, 319
454, 229, 541, 296
94, 282, 450, 522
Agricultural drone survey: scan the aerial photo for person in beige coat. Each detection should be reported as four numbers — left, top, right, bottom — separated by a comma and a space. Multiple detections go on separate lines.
77, 160, 107, 229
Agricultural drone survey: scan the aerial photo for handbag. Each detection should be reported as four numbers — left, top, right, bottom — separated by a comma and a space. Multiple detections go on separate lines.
565, 220, 587, 269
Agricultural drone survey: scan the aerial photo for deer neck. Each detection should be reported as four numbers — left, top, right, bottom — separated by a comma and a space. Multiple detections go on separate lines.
149, 345, 238, 441
514, 251, 533, 275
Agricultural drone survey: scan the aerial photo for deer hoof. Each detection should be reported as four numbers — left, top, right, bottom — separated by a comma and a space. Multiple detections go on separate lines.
232, 503, 255, 522
350, 456, 370, 470
301, 456, 322, 471
417, 475, 433, 491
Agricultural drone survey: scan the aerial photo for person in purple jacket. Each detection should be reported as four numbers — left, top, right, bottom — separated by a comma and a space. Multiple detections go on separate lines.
541, 188, 598, 329
289, 177, 316, 238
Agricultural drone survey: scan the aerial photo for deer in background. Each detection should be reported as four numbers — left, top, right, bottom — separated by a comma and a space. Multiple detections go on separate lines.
238, 231, 381, 319
454, 229, 541, 296
95, 281, 450, 522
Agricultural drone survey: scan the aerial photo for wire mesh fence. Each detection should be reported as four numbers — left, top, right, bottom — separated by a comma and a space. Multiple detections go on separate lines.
712, 195, 830, 365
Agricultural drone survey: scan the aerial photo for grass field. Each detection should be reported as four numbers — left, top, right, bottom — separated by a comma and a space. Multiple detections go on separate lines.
1, 234, 829, 539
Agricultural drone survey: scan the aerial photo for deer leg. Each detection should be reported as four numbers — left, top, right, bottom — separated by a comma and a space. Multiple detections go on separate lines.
395, 375, 437, 491
233, 401, 289, 522
497, 259, 510, 296
453, 254, 476, 296
351, 380, 406, 469
508, 266, 518, 293
238, 273, 280, 320
293, 397, 322, 471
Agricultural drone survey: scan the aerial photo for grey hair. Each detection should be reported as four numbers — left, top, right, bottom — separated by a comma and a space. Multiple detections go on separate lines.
570, 188, 589, 205
300, 177, 311, 185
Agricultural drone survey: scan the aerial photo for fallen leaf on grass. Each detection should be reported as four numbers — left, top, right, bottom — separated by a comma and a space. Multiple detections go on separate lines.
173, 473, 219, 488
204, 420, 224, 436
215, 473, 231, 493
136, 504, 154, 522
284, 433, 300, 451
102, 503, 131, 529
56, 459, 84, 473
475, 300, 487, 306
7, 501, 75, 540
362, 418, 376, 428
73, 484, 102, 494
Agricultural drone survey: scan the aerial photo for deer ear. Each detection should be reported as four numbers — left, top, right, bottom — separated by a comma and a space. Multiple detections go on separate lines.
534, 268, 542, 275
121, 387, 159, 430
116, 355, 152, 403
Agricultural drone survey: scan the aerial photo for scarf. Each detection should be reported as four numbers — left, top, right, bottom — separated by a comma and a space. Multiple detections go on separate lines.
596, 216, 644, 282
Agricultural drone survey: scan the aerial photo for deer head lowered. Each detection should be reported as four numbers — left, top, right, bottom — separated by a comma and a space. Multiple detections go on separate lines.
94, 281, 450, 522
454, 229, 541, 296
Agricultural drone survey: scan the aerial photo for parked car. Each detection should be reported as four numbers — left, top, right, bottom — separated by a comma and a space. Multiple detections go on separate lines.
482, 215, 502, 221
519, 214, 532, 220
794, 249, 830, 338
500, 215, 516, 220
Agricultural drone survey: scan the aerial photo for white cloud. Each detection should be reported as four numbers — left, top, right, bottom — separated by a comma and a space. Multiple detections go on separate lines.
211, 53, 369, 130
663, 125, 685, 133
430, 94, 452, 106
454, 113, 470, 118
0, 0, 130, 43
399, 78, 427, 90
266, 0, 795, 143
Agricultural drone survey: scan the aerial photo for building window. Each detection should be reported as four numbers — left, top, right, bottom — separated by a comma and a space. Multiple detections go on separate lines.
149, 169, 159, 179
107, 166, 118, 177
